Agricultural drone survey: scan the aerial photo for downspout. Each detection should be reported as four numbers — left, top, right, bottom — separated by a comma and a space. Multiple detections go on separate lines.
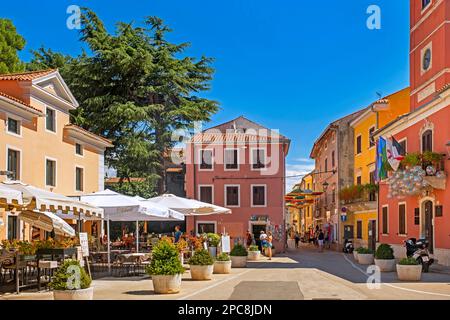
192, 142, 197, 235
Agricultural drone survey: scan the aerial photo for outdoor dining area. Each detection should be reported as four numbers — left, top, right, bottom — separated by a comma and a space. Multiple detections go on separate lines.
0, 182, 231, 294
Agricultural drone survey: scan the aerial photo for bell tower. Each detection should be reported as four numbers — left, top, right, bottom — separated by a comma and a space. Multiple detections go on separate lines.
409, 0, 450, 111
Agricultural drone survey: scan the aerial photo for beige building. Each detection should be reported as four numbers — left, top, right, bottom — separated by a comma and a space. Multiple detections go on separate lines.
0, 69, 113, 241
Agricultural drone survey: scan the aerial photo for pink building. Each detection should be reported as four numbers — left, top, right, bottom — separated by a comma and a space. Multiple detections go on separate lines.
185, 116, 290, 250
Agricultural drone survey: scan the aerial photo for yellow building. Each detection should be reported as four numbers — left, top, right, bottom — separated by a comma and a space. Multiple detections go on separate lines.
347, 88, 410, 249
300, 173, 315, 234
0, 69, 113, 241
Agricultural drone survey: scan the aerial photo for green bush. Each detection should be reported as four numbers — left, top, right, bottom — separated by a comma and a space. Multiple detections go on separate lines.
356, 247, 373, 254
375, 244, 394, 260
49, 260, 91, 290
216, 253, 230, 261
248, 245, 259, 252
398, 257, 419, 265
207, 233, 221, 247
230, 244, 248, 257
188, 249, 214, 265
146, 240, 185, 275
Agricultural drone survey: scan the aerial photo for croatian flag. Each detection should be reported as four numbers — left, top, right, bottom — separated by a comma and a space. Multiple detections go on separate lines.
386, 136, 405, 172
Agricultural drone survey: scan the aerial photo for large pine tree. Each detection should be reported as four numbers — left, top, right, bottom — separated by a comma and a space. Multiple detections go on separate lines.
0, 19, 26, 74
28, 8, 218, 196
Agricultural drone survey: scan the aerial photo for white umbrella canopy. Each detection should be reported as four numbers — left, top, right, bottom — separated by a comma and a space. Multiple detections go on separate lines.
0, 184, 23, 204
2, 181, 103, 217
147, 194, 232, 216
19, 210, 76, 237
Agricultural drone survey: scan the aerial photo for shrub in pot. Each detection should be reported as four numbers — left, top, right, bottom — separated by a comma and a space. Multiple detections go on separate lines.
247, 245, 261, 261
353, 247, 361, 260
356, 247, 374, 265
188, 249, 215, 280
230, 244, 248, 268
49, 260, 93, 300
374, 244, 396, 272
214, 253, 232, 274
397, 257, 422, 281
146, 240, 185, 294
207, 233, 221, 257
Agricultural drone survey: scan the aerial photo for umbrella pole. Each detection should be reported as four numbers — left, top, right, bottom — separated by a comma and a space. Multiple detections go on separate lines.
136, 220, 139, 253
107, 219, 111, 275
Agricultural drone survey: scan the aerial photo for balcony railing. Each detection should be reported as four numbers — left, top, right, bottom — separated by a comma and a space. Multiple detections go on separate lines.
339, 184, 378, 210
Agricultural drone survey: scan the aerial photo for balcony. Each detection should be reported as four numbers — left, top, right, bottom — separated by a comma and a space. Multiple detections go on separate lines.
339, 184, 378, 212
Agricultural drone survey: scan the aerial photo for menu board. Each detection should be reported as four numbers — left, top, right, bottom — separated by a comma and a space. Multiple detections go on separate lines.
221, 235, 231, 253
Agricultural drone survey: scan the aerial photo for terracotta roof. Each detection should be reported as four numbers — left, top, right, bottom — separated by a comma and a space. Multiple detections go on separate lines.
373, 98, 389, 104
0, 69, 56, 81
64, 124, 113, 147
0, 91, 43, 114
105, 177, 146, 184
437, 83, 450, 94
166, 167, 183, 173
191, 132, 289, 144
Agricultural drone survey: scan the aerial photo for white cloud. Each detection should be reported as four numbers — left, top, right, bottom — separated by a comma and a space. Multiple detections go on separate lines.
285, 162, 315, 192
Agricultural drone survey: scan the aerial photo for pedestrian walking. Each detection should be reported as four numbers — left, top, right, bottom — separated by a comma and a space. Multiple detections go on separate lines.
246, 230, 253, 248
259, 230, 268, 254
318, 229, 325, 252
266, 231, 273, 260
294, 232, 300, 248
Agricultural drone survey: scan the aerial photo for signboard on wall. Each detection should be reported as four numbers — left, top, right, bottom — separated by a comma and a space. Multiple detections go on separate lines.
221, 235, 231, 253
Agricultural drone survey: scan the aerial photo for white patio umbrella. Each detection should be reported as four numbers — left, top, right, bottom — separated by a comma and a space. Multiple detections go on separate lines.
19, 210, 76, 237
79, 189, 183, 273
0, 184, 23, 205
147, 194, 232, 216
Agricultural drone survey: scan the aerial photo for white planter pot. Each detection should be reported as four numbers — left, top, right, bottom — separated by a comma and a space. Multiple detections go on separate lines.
53, 287, 93, 300
396, 264, 422, 281
179, 253, 184, 265
287, 239, 296, 250
208, 246, 217, 257
152, 274, 182, 294
357, 254, 374, 265
190, 265, 214, 280
247, 251, 261, 261
213, 260, 232, 274
374, 259, 396, 272
353, 251, 359, 260
231, 256, 247, 268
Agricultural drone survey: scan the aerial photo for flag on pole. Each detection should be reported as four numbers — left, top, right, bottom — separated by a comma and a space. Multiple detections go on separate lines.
376, 137, 389, 181
386, 138, 400, 172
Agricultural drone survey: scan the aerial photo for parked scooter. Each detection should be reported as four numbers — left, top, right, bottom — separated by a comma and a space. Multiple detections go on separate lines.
404, 238, 434, 272
343, 239, 354, 254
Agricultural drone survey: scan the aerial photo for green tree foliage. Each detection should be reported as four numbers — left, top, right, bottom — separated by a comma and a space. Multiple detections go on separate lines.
0, 19, 26, 74
26, 47, 73, 72
28, 8, 218, 195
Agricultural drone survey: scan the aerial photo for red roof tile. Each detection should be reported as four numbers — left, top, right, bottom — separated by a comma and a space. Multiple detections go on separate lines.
191, 132, 288, 144
0, 91, 43, 114
0, 69, 56, 81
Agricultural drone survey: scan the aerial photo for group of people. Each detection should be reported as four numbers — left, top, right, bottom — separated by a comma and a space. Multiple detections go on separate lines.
308, 225, 331, 252
245, 230, 273, 260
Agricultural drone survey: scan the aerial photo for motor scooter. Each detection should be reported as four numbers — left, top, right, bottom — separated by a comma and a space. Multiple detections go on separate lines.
405, 238, 434, 272
343, 239, 354, 254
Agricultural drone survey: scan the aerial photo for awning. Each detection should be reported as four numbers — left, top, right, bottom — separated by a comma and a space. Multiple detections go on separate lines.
0, 184, 23, 205
19, 210, 76, 237
2, 181, 104, 218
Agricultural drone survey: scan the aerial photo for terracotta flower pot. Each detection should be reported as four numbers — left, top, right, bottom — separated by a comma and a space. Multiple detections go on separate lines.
231, 256, 247, 268
247, 251, 261, 261
357, 254, 374, 265
396, 264, 422, 281
190, 265, 214, 280
213, 260, 232, 274
53, 287, 93, 300
374, 259, 396, 272
152, 274, 182, 294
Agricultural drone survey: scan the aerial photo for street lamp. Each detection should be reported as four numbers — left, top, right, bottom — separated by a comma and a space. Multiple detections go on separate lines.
322, 181, 329, 192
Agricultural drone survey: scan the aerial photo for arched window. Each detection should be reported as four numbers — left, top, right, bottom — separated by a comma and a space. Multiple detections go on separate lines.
422, 130, 433, 152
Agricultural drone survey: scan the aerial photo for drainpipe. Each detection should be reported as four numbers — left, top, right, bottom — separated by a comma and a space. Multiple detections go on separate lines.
192, 142, 197, 235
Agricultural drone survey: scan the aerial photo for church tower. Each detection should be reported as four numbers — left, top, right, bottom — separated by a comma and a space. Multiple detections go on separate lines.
409, 0, 450, 111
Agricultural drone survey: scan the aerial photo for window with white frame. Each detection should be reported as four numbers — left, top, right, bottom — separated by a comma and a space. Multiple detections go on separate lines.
199, 185, 213, 204
46, 107, 56, 132
75, 167, 84, 191
75, 143, 83, 156
199, 149, 213, 170
225, 185, 240, 207
252, 149, 266, 169
46, 158, 56, 187
252, 185, 266, 207
7, 117, 20, 135
7, 148, 20, 180
224, 149, 238, 170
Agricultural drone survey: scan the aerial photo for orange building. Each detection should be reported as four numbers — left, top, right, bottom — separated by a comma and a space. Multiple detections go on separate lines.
0, 69, 113, 241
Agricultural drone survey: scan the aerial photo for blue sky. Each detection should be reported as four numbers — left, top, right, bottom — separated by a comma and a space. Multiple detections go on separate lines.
3, 0, 410, 190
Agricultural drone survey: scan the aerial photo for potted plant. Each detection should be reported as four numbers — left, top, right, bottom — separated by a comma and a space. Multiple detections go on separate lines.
356, 247, 374, 265
207, 233, 221, 257
176, 239, 188, 265
146, 240, 185, 294
401, 153, 421, 168
188, 249, 215, 280
214, 253, 232, 274
396, 257, 422, 281
247, 245, 261, 261
49, 260, 93, 300
374, 244, 396, 272
230, 244, 248, 268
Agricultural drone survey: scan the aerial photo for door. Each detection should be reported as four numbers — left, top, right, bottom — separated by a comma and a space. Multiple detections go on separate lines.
343, 225, 354, 240
252, 224, 267, 250
368, 220, 377, 252
424, 201, 434, 253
